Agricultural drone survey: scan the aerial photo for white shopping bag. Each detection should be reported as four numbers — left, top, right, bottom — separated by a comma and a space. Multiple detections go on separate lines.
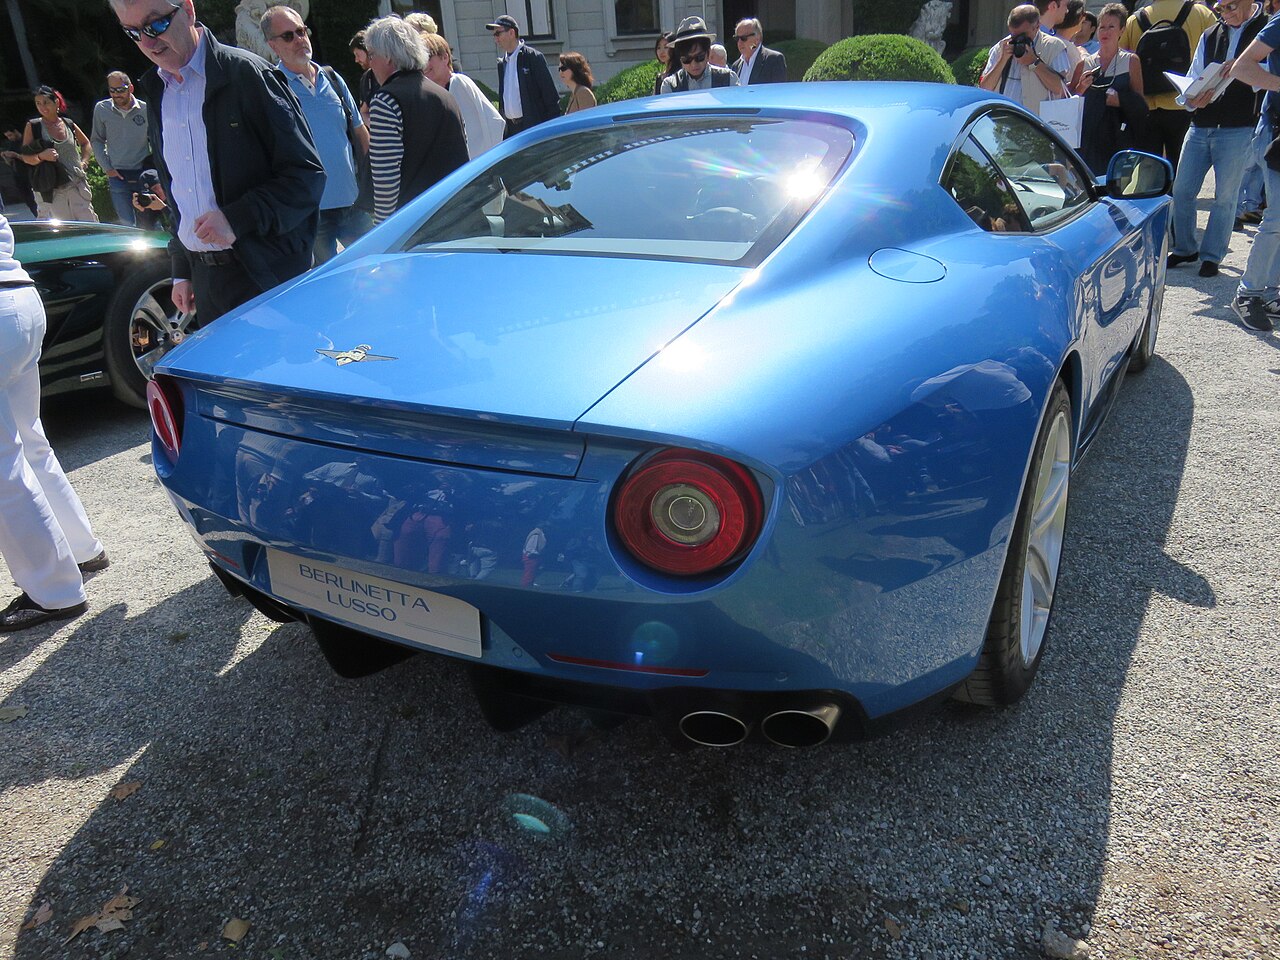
1038, 95, 1085, 149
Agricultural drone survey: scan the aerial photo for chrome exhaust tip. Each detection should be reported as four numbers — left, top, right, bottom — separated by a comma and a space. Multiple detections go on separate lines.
761, 703, 841, 748
679, 710, 750, 747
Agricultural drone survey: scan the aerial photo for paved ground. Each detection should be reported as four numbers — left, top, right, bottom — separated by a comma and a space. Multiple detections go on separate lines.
2, 202, 1278, 960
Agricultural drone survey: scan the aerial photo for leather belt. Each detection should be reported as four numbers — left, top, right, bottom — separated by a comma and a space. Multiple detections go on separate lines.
190, 249, 237, 266
0, 280, 36, 289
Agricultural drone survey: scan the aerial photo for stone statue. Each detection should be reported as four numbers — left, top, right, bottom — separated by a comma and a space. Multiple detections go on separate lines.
909, 0, 953, 54
235, 0, 309, 60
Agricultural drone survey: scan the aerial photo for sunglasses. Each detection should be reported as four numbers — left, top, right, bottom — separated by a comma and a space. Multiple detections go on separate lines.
680, 52, 708, 65
120, 2, 182, 42
735, 32, 757, 42
272, 25, 309, 43
108, 84, 131, 93
1216, 0, 1244, 11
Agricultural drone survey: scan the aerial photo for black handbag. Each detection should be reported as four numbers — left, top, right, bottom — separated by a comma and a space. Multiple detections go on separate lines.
19, 138, 69, 201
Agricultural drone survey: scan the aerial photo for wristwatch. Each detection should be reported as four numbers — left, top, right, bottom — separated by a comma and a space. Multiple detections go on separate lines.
1031, 56, 1043, 67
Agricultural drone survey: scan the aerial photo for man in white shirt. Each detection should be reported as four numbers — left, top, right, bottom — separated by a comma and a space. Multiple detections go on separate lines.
731, 18, 788, 84
487, 14, 559, 139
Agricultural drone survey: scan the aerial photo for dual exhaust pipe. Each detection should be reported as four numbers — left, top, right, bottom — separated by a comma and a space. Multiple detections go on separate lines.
678, 703, 841, 748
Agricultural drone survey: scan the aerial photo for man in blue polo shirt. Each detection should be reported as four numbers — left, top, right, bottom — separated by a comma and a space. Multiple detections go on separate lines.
263, 4, 370, 263
1228, 9, 1280, 331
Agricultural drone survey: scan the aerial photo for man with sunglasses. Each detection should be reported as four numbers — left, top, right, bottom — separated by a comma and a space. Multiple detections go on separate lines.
89, 72, 150, 226
109, 0, 324, 324
1165, 0, 1266, 279
262, 5, 371, 264
660, 17, 741, 94
730, 18, 788, 85
486, 14, 559, 139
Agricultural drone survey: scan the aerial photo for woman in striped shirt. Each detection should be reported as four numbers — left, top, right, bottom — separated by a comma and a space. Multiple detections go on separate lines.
363, 17, 469, 225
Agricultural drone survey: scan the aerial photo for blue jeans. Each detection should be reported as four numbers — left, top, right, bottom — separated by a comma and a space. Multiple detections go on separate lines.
1171, 125, 1253, 265
1238, 151, 1265, 215
1238, 120, 1280, 299
106, 168, 141, 226
313, 205, 372, 264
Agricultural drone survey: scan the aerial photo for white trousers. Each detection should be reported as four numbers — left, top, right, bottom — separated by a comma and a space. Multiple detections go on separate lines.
0, 285, 101, 609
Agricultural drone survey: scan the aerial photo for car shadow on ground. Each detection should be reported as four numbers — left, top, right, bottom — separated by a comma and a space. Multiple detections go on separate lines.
38, 392, 151, 472
8, 358, 1201, 960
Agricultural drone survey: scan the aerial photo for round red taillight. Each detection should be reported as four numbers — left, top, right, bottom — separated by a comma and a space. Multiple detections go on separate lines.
146, 376, 183, 460
613, 449, 764, 576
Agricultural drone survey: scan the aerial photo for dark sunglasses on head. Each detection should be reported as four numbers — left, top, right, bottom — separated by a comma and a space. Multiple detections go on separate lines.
273, 25, 309, 42
108, 84, 131, 93
120, 2, 182, 42
680, 52, 708, 65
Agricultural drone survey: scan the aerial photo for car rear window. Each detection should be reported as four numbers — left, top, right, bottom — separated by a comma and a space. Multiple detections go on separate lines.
403, 116, 854, 265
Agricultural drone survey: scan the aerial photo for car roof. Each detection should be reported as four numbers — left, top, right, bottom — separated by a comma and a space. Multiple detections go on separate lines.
586, 82, 1005, 134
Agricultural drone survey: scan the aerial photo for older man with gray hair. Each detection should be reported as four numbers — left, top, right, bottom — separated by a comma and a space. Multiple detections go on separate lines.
731, 18, 788, 83
363, 15, 468, 224
262, 4, 370, 262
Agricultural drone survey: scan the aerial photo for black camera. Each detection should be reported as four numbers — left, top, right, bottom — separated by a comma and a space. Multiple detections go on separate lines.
135, 190, 154, 206
1010, 34, 1031, 58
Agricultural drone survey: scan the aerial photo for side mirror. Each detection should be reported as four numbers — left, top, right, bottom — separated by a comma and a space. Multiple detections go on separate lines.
1105, 150, 1173, 199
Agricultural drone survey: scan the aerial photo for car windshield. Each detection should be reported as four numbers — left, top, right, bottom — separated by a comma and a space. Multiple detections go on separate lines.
404, 116, 854, 265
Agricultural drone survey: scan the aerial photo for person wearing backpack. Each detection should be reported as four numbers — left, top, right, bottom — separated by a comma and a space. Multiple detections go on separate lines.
1166, 0, 1267, 278
264, 5, 372, 265
1120, 0, 1217, 175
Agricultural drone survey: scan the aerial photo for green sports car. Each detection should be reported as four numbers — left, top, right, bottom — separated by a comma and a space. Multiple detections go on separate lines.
15, 219, 197, 408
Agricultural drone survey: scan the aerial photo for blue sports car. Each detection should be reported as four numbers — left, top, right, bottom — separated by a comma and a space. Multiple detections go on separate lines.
148, 84, 1170, 747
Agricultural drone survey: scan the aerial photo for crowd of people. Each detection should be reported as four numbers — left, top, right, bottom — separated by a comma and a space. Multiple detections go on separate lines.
981, 0, 1280, 330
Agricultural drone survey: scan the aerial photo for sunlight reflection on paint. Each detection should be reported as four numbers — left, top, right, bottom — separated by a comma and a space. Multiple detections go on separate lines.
655, 339, 706, 373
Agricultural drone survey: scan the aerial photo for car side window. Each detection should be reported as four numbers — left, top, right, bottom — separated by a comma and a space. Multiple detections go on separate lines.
942, 136, 1031, 233
970, 113, 1092, 231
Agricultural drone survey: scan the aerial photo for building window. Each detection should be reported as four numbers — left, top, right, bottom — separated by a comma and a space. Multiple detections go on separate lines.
517, 1, 556, 39
614, 0, 659, 34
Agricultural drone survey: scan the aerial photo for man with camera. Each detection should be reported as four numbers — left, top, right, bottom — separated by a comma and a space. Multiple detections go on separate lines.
980, 4, 1073, 113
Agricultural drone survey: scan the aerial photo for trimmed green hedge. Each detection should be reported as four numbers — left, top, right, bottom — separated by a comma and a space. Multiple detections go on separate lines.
595, 59, 663, 104
951, 46, 990, 86
849, 0, 929, 37
772, 39, 830, 82
85, 158, 116, 224
803, 34, 955, 84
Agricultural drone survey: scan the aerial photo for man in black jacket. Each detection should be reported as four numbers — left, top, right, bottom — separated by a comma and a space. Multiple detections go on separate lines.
487, 14, 559, 138
730, 18, 788, 84
110, 0, 325, 323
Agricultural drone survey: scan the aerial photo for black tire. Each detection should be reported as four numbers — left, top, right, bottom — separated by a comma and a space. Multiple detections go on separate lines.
1128, 274, 1163, 374
102, 259, 193, 408
954, 381, 1073, 707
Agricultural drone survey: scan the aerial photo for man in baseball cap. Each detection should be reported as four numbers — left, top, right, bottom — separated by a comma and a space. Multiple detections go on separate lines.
487, 14, 559, 137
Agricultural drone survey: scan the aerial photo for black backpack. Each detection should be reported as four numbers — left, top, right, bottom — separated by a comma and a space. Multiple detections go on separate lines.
1135, 2, 1194, 96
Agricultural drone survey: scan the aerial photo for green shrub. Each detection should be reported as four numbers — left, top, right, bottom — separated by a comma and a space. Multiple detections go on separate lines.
595, 60, 663, 104
803, 34, 956, 84
773, 39, 830, 82
85, 157, 116, 224
951, 46, 990, 86
849, 0, 929, 37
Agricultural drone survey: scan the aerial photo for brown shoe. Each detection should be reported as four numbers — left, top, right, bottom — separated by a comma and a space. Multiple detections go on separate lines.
77, 550, 110, 575
0, 593, 88, 632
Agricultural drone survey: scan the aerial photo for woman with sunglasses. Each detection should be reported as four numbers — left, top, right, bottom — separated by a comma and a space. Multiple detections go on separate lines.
20, 87, 98, 222
559, 53, 597, 114
658, 16, 740, 95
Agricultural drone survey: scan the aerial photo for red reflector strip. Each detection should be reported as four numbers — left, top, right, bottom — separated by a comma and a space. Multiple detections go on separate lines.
547, 653, 709, 678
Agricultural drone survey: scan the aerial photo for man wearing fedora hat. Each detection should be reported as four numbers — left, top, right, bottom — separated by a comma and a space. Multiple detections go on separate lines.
487, 14, 559, 138
660, 16, 741, 94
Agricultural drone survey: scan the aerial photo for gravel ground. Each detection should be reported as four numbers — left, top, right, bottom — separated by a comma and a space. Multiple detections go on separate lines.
2, 191, 1278, 960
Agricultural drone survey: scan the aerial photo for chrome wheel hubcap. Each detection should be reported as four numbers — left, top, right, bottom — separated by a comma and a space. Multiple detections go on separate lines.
130, 281, 195, 380
1020, 410, 1071, 667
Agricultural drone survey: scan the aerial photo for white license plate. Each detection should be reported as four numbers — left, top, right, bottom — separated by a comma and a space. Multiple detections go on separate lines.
266, 549, 482, 658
